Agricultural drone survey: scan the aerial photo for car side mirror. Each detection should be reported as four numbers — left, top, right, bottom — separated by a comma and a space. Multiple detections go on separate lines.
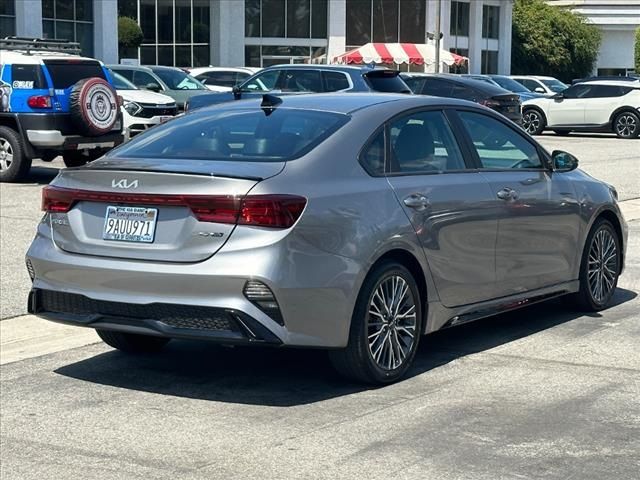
552, 92, 564, 100
534, 87, 546, 94
145, 82, 161, 92
232, 84, 242, 99
551, 150, 578, 172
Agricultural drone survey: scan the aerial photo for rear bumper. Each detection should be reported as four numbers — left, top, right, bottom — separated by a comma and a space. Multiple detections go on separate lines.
25, 223, 359, 348
28, 289, 282, 345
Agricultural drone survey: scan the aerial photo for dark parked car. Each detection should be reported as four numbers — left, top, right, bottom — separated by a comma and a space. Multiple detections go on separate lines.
187, 64, 411, 111
401, 73, 522, 124
461, 74, 545, 102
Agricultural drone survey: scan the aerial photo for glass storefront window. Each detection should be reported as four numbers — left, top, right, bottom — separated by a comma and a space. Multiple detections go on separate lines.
482, 5, 500, 39
311, 0, 327, 38
121, 0, 211, 67
287, 0, 311, 39
262, 0, 286, 37
481, 50, 498, 74
400, 0, 426, 44
346, 0, 371, 46
42, 0, 94, 57
450, 1, 470, 37
0, 0, 16, 37
373, 0, 398, 43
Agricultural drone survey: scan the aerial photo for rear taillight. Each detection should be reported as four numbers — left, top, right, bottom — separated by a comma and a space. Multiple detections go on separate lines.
41, 186, 306, 229
239, 195, 306, 228
27, 95, 52, 109
480, 99, 501, 108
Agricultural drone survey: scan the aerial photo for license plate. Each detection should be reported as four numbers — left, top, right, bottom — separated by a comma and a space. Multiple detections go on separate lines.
103, 206, 157, 243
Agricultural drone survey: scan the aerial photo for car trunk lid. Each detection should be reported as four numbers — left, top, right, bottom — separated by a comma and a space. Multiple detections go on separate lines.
46, 163, 282, 263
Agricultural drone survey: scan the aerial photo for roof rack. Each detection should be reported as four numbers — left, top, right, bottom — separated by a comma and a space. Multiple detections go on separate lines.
0, 36, 82, 55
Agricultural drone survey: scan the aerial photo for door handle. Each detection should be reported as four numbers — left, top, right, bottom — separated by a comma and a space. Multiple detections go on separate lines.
496, 187, 519, 201
403, 194, 430, 210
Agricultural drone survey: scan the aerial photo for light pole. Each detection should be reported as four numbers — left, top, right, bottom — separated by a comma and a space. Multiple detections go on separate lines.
434, 0, 442, 73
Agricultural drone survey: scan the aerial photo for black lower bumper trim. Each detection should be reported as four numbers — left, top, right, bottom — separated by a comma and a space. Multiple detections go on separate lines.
28, 289, 282, 345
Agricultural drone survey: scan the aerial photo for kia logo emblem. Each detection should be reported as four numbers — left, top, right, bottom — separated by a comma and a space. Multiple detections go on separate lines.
112, 179, 139, 189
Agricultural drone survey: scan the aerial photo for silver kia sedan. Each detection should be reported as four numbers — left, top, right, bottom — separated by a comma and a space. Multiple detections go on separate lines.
26, 93, 627, 384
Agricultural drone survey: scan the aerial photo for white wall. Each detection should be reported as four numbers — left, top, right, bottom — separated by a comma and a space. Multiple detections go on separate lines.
595, 28, 637, 72
94, 0, 118, 63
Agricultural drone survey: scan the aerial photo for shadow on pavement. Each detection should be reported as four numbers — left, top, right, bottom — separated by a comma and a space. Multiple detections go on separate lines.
55, 288, 637, 407
18, 165, 61, 185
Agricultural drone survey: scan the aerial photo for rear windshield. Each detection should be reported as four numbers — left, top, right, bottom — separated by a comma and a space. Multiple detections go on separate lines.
110, 107, 349, 162
43, 60, 106, 89
364, 71, 412, 93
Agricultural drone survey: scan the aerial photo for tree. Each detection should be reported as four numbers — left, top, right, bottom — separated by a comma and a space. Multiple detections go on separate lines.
118, 16, 143, 60
512, 0, 601, 82
635, 27, 640, 73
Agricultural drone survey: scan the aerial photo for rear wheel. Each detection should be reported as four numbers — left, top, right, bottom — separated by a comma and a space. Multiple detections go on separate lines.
0, 126, 31, 182
329, 261, 422, 384
568, 219, 621, 312
613, 111, 639, 139
96, 329, 170, 353
522, 108, 545, 135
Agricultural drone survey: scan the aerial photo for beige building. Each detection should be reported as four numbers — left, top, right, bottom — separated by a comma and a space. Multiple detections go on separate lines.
547, 0, 640, 75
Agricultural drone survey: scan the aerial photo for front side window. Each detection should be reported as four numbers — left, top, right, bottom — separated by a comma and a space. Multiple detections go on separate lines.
459, 111, 542, 169
562, 84, 594, 99
111, 108, 349, 162
241, 70, 281, 92
389, 111, 466, 173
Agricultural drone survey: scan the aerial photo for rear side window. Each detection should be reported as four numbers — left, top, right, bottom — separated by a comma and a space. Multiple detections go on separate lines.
364, 71, 411, 93
323, 71, 350, 92
422, 79, 454, 97
360, 130, 385, 176
111, 108, 349, 162
197, 71, 238, 87
10, 64, 47, 89
590, 85, 631, 98
43, 60, 106, 89
459, 111, 542, 169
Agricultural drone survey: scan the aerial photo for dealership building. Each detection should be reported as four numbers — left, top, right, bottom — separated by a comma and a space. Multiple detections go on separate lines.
1, 0, 515, 74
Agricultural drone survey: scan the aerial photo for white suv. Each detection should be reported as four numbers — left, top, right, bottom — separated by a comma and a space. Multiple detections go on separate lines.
522, 80, 640, 139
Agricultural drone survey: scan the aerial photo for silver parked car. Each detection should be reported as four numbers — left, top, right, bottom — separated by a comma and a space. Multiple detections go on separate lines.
26, 94, 627, 384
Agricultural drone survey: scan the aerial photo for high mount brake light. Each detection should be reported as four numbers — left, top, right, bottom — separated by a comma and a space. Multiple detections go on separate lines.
42, 186, 306, 229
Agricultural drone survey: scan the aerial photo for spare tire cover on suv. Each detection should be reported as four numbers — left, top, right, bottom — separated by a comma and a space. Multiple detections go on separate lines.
69, 77, 118, 136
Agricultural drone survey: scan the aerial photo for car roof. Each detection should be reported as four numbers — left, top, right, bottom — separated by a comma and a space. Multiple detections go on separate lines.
261, 64, 388, 73
580, 80, 640, 87
511, 75, 557, 81
1, 50, 101, 65
146, 65, 184, 71
401, 73, 509, 95
189, 67, 258, 73
198, 93, 482, 116
108, 64, 154, 72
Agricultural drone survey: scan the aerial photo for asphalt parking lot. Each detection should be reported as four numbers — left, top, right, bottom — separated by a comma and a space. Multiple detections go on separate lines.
1, 133, 639, 479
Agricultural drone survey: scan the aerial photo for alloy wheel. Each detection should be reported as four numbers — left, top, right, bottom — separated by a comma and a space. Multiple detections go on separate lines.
587, 228, 618, 305
0, 138, 13, 172
615, 114, 637, 138
367, 275, 417, 371
523, 111, 541, 135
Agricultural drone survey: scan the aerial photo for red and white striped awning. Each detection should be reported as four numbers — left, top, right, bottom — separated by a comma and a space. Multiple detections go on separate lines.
333, 43, 468, 67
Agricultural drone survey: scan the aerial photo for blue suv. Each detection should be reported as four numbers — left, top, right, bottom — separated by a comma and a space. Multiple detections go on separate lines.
0, 37, 123, 182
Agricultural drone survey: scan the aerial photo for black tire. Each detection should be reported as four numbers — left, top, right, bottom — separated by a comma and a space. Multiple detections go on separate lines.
567, 218, 621, 312
522, 108, 546, 135
96, 329, 170, 353
553, 129, 571, 136
329, 261, 423, 384
613, 111, 640, 139
0, 126, 31, 183
62, 149, 104, 168
69, 77, 118, 136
